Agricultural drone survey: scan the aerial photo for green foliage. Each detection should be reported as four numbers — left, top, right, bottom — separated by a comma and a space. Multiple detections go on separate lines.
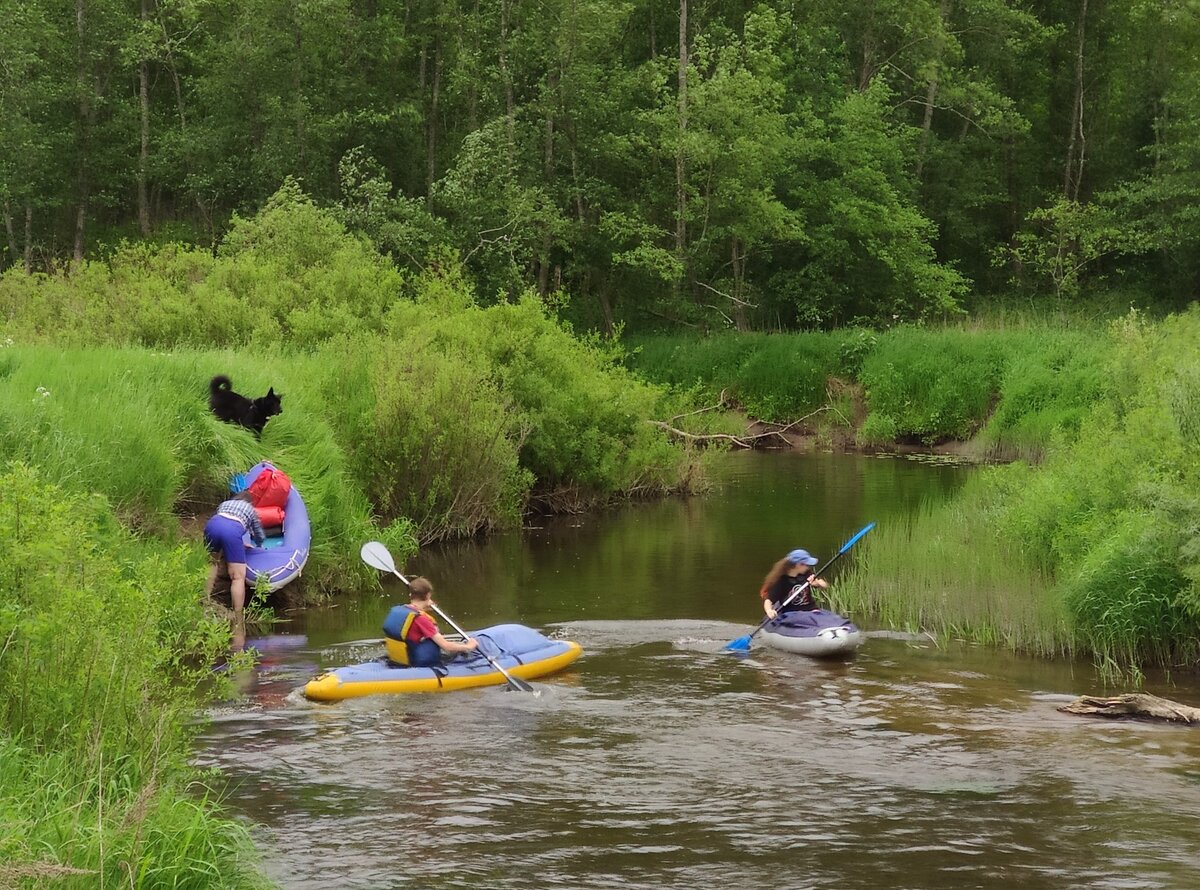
334, 149, 453, 272
10, 0, 1200, 323
318, 331, 531, 543
627, 332, 843, 422
385, 275, 697, 504
859, 328, 1008, 442
1063, 511, 1199, 680
0, 345, 378, 591
980, 330, 1111, 453
0, 463, 266, 888
633, 326, 1112, 456
834, 477, 1073, 659
0, 183, 403, 349
842, 308, 1200, 675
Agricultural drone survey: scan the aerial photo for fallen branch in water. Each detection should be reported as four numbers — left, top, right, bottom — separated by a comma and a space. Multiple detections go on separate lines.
648, 405, 835, 450
1058, 693, 1200, 724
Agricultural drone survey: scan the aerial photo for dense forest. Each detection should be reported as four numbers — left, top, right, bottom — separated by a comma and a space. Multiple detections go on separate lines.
4, 0, 1200, 331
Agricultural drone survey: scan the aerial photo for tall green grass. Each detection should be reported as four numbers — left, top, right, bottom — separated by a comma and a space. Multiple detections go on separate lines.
626, 331, 849, 422
833, 480, 1073, 658
0, 345, 380, 592
840, 309, 1200, 677
0, 463, 267, 888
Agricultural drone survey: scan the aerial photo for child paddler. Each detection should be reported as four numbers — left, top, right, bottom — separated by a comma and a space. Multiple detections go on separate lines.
760, 548, 829, 620
383, 577, 479, 667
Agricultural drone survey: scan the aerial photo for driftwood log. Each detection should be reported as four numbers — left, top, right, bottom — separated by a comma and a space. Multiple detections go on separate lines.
1058, 694, 1200, 724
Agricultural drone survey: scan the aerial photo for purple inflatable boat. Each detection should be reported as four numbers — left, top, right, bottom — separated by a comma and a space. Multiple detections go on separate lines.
760, 609, 864, 657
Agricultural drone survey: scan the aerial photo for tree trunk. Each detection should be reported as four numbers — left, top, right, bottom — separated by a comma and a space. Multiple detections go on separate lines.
2, 201, 18, 265
675, 0, 688, 279
467, 0, 480, 130
649, 0, 656, 58
137, 0, 151, 236
500, 0, 515, 164
293, 19, 305, 164
595, 288, 615, 335
426, 37, 442, 198
1063, 0, 1088, 201
73, 0, 91, 263
24, 205, 33, 273
859, 28, 877, 91
538, 70, 557, 296
732, 237, 747, 331
158, 6, 187, 128
915, 0, 951, 180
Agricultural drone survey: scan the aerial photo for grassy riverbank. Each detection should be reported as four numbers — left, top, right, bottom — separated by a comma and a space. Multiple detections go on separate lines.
0, 188, 704, 883
0, 464, 267, 888
634, 313, 1200, 678
0, 187, 704, 585
629, 324, 1111, 458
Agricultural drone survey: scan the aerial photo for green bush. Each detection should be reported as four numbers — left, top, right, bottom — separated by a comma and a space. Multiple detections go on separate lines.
388, 277, 695, 502
0, 463, 266, 889
0, 182, 403, 349
318, 332, 531, 541
1063, 511, 1199, 678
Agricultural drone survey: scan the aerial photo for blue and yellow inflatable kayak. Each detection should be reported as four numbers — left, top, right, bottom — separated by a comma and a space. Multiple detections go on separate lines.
303, 624, 582, 701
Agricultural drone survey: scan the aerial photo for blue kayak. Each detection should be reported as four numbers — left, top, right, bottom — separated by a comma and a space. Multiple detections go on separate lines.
242, 461, 310, 592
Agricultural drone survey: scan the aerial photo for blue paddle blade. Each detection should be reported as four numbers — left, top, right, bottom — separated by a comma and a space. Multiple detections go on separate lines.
723, 635, 753, 652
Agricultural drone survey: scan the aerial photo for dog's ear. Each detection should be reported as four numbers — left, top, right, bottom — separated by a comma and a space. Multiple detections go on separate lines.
267, 387, 275, 397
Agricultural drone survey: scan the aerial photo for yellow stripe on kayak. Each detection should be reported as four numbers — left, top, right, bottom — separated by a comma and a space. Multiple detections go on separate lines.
303, 641, 583, 701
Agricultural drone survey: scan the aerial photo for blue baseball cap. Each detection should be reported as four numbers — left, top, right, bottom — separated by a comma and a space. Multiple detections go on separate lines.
786, 549, 819, 566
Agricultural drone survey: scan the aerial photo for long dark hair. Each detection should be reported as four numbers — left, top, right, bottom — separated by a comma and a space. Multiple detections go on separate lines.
760, 557, 793, 597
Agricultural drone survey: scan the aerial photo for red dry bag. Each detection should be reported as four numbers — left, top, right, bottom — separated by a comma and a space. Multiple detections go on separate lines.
247, 464, 292, 509
255, 504, 286, 527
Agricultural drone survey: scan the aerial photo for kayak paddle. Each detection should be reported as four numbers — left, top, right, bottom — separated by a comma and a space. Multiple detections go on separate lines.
360, 541, 537, 693
723, 521, 876, 653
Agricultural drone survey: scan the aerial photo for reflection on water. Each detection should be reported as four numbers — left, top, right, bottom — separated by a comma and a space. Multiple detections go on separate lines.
196, 453, 1200, 889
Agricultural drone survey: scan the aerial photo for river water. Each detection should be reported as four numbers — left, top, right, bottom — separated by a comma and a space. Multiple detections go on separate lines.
197, 452, 1200, 889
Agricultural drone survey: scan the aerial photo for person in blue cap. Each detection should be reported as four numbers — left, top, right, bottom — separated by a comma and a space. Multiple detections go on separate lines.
759, 549, 829, 619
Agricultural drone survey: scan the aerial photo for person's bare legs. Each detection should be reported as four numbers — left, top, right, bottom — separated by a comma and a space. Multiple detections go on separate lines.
228, 562, 248, 619
205, 557, 222, 596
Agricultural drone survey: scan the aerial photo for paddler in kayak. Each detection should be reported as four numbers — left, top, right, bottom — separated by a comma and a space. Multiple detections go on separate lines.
383, 577, 479, 667
760, 549, 829, 620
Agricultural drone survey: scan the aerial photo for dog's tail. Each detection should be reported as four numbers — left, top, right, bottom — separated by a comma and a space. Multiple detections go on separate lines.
210, 374, 233, 395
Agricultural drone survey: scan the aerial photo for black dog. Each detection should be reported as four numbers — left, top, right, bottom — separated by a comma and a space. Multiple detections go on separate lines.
208, 375, 282, 436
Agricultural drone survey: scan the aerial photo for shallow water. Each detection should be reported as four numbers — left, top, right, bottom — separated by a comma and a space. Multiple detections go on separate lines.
196, 453, 1200, 889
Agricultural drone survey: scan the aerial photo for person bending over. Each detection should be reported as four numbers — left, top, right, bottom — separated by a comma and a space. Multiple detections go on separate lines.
760, 548, 829, 620
383, 577, 479, 667
203, 490, 265, 632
